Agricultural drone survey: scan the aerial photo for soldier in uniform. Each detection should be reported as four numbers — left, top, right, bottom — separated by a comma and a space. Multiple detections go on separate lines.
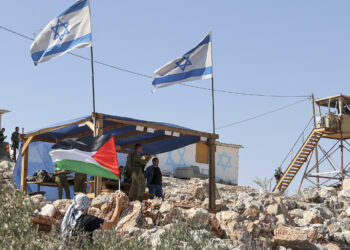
11, 127, 19, 161
54, 165, 71, 199
126, 144, 152, 202
74, 173, 87, 193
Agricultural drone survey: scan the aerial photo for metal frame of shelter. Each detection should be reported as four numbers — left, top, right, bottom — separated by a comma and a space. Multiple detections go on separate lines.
20, 112, 219, 210
273, 94, 350, 192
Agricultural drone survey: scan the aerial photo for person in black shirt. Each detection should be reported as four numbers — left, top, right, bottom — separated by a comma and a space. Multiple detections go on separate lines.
11, 127, 19, 161
0, 128, 6, 143
145, 157, 164, 200
60, 192, 127, 245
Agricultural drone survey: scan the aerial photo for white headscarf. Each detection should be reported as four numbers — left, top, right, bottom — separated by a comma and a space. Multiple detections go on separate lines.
60, 193, 90, 238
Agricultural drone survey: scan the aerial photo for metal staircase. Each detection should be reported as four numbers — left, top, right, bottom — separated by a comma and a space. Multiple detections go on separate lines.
273, 128, 324, 192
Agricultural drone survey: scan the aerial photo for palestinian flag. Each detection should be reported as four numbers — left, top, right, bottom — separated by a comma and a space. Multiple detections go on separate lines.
50, 135, 119, 180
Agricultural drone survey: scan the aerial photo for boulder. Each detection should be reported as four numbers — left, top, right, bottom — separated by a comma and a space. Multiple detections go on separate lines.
91, 193, 113, 209
273, 225, 312, 249
338, 189, 350, 199
52, 199, 72, 215
140, 228, 165, 248
332, 230, 350, 245
115, 201, 146, 234
159, 201, 173, 214
216, 210, 243, 224
266, 203, 282, 215
290, 208, 305, 219
30, 194, 46, 206
299, 187, 320, 203
303, 209, 324, 224
39, 204, 56, 217
185, 207, 209, 219
319, 186, 337, 199
32, 215, 60, 232
87, 207, 101, 217
243, 204, 260, 219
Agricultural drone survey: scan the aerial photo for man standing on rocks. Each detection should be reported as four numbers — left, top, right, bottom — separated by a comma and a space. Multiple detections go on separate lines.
145, 157, 164, 200
11, 127, 19, 161
0, 128, 6, 143
126, 144, 152, 202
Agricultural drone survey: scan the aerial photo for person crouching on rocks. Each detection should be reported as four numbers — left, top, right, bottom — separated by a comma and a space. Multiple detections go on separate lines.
60, 192, 127, 246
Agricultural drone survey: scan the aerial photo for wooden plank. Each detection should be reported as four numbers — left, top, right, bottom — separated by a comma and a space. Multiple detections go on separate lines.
57, 123, 127, 142
208, 136, 216, 211
85, 121, 95, 131
105, 117, 218, 139
23, 117, 91, 138
32, 136, 57, 143
21, 136, 34, 155
120, 135, 171, 149
115, 130, 146, 141
21, 141, 28, 193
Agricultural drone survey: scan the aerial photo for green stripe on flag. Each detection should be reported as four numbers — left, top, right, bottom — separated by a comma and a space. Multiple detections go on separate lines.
57, 159, 119, 180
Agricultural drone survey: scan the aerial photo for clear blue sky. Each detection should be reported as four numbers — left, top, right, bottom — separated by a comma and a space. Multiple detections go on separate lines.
1, 1, 349, 191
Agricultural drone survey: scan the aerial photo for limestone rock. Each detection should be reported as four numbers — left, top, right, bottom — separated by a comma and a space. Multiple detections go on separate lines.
91, 193, 112, 209
39, 204, 56, 217
299, 187, 320, 203
52, 199, 72, 215
273, 225, 312, 249
319, 186, 337, 199
115, 201, 145, 234
303, 209, 324, 224
32, 215, 60, 232
266, 203, 282, 215
87, 207, 101, 217
30, 194, 46, 206
159, 201, 173, 214
243, 204, 260, 219
185, 207, 209, 219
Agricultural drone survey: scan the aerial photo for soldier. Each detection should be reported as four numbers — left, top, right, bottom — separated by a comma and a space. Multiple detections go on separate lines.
74, 173, 87, 193
127, 144, 152, 202
0, 128, 6, 143
274, 167, 283, 185
54, 165, 71, 199
11, 127, 19, 161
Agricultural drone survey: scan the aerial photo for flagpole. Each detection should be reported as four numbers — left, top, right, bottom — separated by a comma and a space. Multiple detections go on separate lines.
88, 0, 98, 197
210, 31, 215, 134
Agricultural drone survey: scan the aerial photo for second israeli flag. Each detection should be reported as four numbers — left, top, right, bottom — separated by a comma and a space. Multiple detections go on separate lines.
152, 32, 213, 88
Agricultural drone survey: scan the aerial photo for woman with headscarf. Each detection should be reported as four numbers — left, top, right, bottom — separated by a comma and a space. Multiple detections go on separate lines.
60, 192, 126, 244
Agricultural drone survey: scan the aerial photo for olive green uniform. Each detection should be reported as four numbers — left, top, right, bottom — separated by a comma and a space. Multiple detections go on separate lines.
74, 173, 87, 193
127, 152, 148, 201
54, 166, 70, 199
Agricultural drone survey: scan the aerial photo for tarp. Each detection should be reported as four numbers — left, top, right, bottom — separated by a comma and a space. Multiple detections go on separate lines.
14, 114, 204, 200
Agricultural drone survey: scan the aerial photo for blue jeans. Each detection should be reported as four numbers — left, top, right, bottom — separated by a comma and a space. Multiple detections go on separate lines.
149, 184, 164, 200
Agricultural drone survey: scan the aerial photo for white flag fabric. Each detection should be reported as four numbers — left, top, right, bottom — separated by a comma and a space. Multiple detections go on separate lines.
30, 0, 92, 65
152, 32, 213, 88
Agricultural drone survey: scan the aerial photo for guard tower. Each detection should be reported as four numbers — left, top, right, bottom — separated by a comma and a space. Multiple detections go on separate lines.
273, 94, 350, 192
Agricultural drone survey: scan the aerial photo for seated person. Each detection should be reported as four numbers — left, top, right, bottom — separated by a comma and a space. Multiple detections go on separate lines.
61, 192, 127, 245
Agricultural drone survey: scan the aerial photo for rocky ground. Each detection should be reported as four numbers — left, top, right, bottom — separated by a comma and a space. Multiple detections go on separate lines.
1, 160, 350, 249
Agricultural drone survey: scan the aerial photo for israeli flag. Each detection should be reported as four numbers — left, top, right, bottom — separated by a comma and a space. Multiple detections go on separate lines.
152, 32, 213, 88
30, 0, 92, 65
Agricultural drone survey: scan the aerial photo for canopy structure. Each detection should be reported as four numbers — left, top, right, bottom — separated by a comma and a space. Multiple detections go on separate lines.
20, 113, 219, 209
0, 109, 10, 129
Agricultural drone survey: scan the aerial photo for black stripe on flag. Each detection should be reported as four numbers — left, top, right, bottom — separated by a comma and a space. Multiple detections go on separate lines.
52, 134, 112, 152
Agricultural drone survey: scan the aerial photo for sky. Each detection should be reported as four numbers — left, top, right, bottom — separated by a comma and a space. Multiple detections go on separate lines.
1, 1, 349, 192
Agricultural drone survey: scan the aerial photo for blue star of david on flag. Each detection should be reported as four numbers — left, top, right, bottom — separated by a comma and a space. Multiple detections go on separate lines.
175, 56, 192, 72
51, 19, 70, 41
217, 152, 232, 170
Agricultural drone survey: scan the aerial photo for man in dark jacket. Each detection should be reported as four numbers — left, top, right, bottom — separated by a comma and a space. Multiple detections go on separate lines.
145, 157, 164, 200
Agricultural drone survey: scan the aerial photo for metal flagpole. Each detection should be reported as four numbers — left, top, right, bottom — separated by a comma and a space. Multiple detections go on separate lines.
88, 0, 98, 196
208, 31, 216, 211
210, 32, 215, 134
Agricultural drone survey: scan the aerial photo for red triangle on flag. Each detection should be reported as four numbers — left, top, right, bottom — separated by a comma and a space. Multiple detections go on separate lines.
92, 137, 120, 178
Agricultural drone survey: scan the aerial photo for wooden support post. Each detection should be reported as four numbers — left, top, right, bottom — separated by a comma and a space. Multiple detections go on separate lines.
208, 136, 216, 211
95, 114, 104, 195
20, 139, 29, 193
